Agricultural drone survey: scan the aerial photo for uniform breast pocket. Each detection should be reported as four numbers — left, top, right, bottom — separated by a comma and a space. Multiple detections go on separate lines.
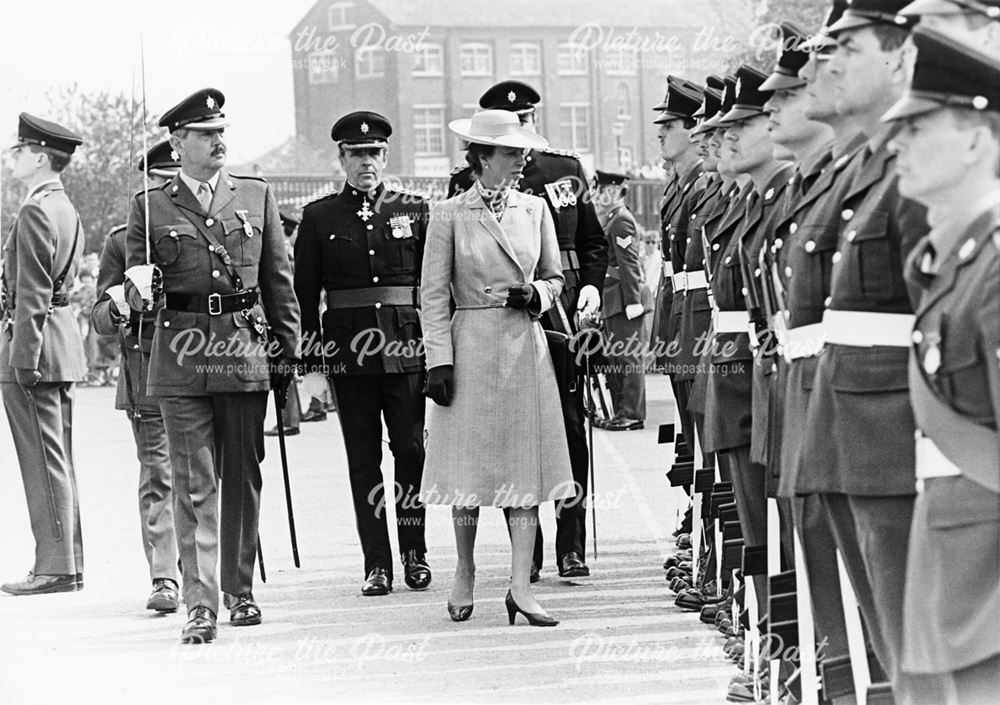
152, 224, 201, 273
845, 211, 900, 302
223, 215, 264, 266
935, 323, 992, 419
323, 232, 365, 278
716, 256, 744, 309
383, 227, 419, 274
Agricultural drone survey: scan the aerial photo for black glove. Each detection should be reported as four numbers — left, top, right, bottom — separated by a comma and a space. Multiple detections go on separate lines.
270, 357, 298, 408
506, 284, 535, 310
15, 367, 41, 389
425, 365, 454, 407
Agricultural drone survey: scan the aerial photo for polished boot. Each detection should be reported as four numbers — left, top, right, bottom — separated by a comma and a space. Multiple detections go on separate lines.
505, 590, 558, 627
1, 572, 78, 596
146, 578, 179, 612
557, 551, 590, 578
361, 567, 392, 596
180, 606, 217, 644
224, 592, 262, 626
401, 550, 431, 590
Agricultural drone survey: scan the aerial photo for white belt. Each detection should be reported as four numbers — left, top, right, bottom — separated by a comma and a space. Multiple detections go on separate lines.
821, 310, 915, 348
915, 433, 962, 489
672, 272, 687, 292
783, 323, 826, 362
713, 309, 750, 334
686, 270, 708, 290
662, 260, 674, 278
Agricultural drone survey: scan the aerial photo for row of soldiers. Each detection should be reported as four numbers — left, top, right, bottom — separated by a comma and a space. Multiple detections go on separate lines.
650, 1, 999, 704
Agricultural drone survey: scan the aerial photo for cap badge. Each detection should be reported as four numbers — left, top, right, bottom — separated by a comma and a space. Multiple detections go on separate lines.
206, 95, 216, 110
508, 91, 517, 103
170, 149, 179, 162
360, 122, 370, 134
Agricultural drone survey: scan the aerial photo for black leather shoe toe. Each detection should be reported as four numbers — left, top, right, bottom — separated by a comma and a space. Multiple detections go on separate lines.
401, 550, 431, 590
557, 552, 590, 578
180, 606, 217, 644
227, 593, 262, 626
361, 567, 393, 596
146, 578, 179, 612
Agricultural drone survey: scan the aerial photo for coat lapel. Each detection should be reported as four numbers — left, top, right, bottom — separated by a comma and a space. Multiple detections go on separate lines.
470, 188, 525, 276
168, 173, 205, 217
209, 170, 236, 217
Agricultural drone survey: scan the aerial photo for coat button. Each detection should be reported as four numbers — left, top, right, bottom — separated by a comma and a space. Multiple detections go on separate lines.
841, 209, 853, 221
912, 330, 924, 344
170, 230, 178, 237
805, 240, 816, 253
712, 243, 720, 251
369, 249, 375, 255
824, 296, 832, 306
164, 321, 170, 328
132, 344, 139, 350
374, 302, 382, 309
484, 286, 492, 293
206, 218, 215, 227
208, 245, 215, 252
372, 276, 379, 283
367, 224, 373, 231
754, 268, 761, 277
789, 223, 798, 234
774, 238, 783, 249
741, 287, 748, 296
785, 266, 793, 278
847, 230, 857, 242
724, 256, 732, 264
832, 252, 842, 264
212, 270, 220, 279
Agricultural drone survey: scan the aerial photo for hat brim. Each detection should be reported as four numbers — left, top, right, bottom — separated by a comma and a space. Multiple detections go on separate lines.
182, 116, 230, 131
691, 120, 720, 136
653, 111, 690, 125
881, 94, 944, 122
340, 141, 389, 150
719, 107, 767, 125
760, 73, 806, 91
898, 0, 961, 17
148, 167, 180, 179
799, 32, 838, 51
827, 15, 878, 37
448, 119, 549, 150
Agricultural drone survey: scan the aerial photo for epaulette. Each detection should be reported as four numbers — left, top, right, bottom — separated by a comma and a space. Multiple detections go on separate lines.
540, 147, 582, 160
29, 189, 56, 204
229, 173, 267, 183
303, 191, 338, 209
389, 186, 428, 200
107, 224, 127, 237
132, 180, 170, 200
450, 164, 470, 176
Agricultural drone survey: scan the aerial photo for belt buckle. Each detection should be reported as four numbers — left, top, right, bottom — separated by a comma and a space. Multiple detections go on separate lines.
208, 292, 223, 316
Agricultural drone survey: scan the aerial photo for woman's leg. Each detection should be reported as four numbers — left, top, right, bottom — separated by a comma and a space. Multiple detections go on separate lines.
508, 507, 549, 614
450, 506, 478, 606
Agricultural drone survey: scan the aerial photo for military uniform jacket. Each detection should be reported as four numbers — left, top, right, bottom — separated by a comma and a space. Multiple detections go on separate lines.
124, 170, 300, 396
92, 226, 157, 412
599, 203, 644, 319
0, 181, 86, 383
801, 127, 930, 495
448, 148, 607, 294
295, 182, 428, 377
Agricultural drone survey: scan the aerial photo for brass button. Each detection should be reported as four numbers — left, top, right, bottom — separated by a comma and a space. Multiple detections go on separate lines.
206, 218, 215, 227
212, 270, 221, 279
847, 230, 857, 242
805, 241, 816, 253
163, 321, 171, 328
208, 245, 215, 252
789, 223, 798, 234
712, 243, 720, 251
374, 302, 382, 309
366, 224, 373, 231
724, 256, 732, 264
824, 296, 832, 306
170, 230, 178, 237
832, 252, 842, 264
911, 330, 924, 344
841, 209, 853, 221
369, 249, 375, 255
372, 276, 380, 283
774, 238, 783, 249
785, 266, 793, 278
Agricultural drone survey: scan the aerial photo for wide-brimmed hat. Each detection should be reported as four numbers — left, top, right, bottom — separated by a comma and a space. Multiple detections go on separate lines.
448, 109, 549, 149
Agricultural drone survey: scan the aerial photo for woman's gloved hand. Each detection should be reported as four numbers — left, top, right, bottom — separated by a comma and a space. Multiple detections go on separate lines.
425, 365, 455, 406
506, 284, 535, 310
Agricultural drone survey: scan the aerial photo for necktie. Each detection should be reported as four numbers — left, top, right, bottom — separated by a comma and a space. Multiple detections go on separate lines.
197, 181, 212, 213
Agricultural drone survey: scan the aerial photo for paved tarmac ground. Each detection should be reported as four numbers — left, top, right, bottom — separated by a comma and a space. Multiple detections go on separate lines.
0, 374, 733, 704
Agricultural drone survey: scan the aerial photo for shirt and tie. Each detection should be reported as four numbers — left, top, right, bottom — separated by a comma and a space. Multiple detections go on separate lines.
178, 170, 221, 214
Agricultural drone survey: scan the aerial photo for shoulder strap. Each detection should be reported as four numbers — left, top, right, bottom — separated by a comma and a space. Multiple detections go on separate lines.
52, 210, 83, 293
172, 203, 245, 292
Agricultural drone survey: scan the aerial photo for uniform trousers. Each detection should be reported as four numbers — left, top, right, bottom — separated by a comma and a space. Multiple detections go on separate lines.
159, 392, 266, 615
604, 311, 647, 421
720, 444, 767, 608
127, 407, 178, 582
2, 381, 83, 576
332, 373, 426, 580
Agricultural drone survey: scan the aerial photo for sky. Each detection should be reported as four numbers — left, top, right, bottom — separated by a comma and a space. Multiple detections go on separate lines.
1, 0, 316, 163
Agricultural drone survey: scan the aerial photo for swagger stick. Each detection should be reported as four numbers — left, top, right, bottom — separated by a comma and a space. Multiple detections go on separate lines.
274, 388, 301, 567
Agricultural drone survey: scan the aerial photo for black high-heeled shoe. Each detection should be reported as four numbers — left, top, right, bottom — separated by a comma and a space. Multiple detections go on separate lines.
447, 602, 474, 622
505, 589, 558, 627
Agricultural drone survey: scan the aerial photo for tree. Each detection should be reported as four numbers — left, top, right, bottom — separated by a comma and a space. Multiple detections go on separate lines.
708, 0, 832, 73
2, 85, 161, 254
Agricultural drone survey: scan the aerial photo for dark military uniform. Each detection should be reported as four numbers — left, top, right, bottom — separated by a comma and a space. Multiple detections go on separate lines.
125, 166, 300, 616
93, 226, 178, 585
449, 145, 607, 570
294, 181, 429, 581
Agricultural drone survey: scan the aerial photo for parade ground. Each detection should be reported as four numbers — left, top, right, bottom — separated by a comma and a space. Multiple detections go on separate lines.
0, 373, 734, 704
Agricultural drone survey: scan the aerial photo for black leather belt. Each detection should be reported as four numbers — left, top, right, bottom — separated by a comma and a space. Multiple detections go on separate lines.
165, 290, 259, 315
325, 286, 416, 309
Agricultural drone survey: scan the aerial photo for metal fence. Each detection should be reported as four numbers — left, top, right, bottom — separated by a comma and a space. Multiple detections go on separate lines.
268, 175, 666, 233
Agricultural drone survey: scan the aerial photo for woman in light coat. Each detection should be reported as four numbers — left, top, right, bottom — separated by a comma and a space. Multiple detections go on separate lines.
420, 110, 574, 626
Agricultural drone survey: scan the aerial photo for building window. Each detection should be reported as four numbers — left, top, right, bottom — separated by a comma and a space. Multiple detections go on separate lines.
308, 51, 340, 84
557, 43, 589, 75
616, 83, 631, 119
559, 103, 591, 152
509, 42, 541, 76
327, 2, 355, 31
412, 43, 443, 76
460, 43, 493, 76
413, 105, 446, 156
355, 49, 385, 79
605, 48, 638, 75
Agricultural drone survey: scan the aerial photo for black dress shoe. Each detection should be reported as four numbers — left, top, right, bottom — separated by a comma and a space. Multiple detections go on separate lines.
529, 561, 540, 583
224, 592, 262, 626
401, 550, 431, 590
264, 425, 299, 436
300, 409, 327, 423
361, 567, 392, 596
557, 552, 591, 578
180, 606, 217, 644
1, 572, 77, 596
605, 417, 644, 431
146, 578, 179, 612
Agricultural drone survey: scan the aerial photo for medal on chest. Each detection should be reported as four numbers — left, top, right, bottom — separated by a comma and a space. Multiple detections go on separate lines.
357, 199, 374, 222
389, 215, 414, 239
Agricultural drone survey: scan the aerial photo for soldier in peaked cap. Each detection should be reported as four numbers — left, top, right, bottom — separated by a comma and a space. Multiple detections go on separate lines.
0, 113, 87, 597
448, 81, 607, 581
883, 28, 1000, 704
91, 141, 181, 613
594, 170, 647, 431
124, 87, 301, 643
294, 110, 432, 598
898, 0, 1000, 53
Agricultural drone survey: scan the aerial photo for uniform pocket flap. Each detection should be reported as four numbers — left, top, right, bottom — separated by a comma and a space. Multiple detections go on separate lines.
155, 308, 199, 329
831, 347, 909, 393
846, 210, 890, 242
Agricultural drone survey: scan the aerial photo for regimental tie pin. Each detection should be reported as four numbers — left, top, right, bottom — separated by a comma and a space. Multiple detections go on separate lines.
357, 199, 374, 222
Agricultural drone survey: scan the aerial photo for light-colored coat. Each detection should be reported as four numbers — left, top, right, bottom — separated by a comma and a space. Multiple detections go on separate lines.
420, 188, 573, 508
